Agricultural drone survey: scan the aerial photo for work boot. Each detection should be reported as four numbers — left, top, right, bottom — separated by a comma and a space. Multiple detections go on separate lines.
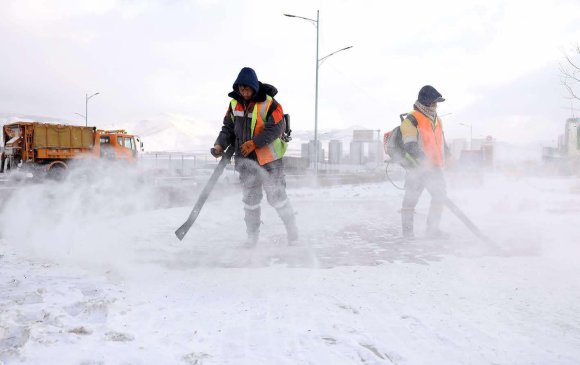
244, 206, 261, 247
401, 208, 415, 240
276, 202, 299, 245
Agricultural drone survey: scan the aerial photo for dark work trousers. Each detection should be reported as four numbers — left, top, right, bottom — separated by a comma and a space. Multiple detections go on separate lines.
236, 157, 297, 238
401, 166, 447, 236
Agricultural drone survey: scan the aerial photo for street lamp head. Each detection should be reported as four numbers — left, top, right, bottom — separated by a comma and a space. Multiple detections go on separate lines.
318, 45, 354, 64
86, 92, 100, 101
283, 13, 317, 24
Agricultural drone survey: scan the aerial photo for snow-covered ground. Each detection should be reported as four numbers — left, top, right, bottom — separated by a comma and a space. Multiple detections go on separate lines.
1, 164, 580, 365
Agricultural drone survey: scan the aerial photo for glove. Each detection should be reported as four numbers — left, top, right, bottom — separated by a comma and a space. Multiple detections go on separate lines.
240, 140, 257, 157
211, 144, 223, 158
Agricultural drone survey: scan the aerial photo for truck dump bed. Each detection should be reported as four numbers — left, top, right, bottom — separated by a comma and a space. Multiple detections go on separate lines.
2, 122, 98, 162
32, 124, 95, 149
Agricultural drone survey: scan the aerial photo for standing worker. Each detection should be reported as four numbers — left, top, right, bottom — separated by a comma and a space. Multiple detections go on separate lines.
212, 67, 298, 246
400, 85, 450, 239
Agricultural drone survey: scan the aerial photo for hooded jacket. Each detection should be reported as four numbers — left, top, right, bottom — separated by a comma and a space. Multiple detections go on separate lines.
215, 77, 286, 164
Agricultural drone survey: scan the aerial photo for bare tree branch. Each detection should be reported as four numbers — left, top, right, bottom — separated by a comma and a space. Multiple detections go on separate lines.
564, 53, 580, 72
563, 81, 579, 100
561, 67, 580, 83
560, 44, 580, 101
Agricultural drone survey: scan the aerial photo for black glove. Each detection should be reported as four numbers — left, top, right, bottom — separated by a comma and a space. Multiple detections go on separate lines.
210, 145, 223, 158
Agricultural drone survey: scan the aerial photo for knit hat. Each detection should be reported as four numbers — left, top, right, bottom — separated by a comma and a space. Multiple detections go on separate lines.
418, 85, 445, 105
233, 67, 260, 93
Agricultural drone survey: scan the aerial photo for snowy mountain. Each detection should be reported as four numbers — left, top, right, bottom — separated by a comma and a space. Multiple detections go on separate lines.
109, 114, 218, 153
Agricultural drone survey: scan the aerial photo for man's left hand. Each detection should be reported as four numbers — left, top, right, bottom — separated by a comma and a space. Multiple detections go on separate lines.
240, 140, 257, 157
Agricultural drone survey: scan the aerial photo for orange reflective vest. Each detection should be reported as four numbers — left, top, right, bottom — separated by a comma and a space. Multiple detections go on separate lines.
230, 96, 287, 165
409, 110, 444, 167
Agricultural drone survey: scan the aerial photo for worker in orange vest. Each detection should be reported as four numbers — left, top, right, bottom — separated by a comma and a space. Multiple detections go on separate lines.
400, 85, 451, 239
212, 67, 298, 247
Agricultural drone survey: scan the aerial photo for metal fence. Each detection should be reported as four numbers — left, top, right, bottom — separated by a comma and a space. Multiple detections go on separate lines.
139, 151, 387, 178
139, 152, 220, 176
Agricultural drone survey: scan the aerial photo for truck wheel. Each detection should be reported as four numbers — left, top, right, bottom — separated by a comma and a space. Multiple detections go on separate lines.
46, 162, 67, 180
5, 156, 16, 172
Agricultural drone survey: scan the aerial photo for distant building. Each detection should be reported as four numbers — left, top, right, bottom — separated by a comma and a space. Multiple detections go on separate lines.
349, 129, 382, 165
301, 143, 309, 161
471, 138, 484, 150
562, 118, 580, 158
450, 139, 467, 159
368, 140, 384, 163
301, 140, 322, 164
350, 141, 364, 164
455, 135, 494, 169
328, 140, 343, 164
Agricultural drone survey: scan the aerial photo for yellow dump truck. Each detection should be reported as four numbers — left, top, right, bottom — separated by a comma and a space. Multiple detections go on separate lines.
1, 121, 143, 178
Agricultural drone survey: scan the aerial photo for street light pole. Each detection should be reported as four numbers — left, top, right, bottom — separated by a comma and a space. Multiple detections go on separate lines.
85, 92, 100, 127
459, 122, 473, 149
314, 10, 320, 175
284, 10, 353, 175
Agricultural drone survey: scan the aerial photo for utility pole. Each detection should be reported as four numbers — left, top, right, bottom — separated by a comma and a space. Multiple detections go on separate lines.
85, 92, 100, 127
460, 122, 473, 150
284, 10, 353, 175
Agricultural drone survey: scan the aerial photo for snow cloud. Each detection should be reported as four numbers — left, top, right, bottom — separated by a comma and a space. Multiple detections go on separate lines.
0, 160, 161, 272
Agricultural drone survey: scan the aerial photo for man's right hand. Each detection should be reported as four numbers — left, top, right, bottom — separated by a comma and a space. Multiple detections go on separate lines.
211, 144, 223, 158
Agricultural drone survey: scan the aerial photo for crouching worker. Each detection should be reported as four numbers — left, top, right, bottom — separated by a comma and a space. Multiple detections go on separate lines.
212, 67, 298, 247
400, 85, 451, 239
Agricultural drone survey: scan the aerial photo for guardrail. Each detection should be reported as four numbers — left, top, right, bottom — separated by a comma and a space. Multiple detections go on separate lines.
139, 152, 220, 176
139, 151, 387, 178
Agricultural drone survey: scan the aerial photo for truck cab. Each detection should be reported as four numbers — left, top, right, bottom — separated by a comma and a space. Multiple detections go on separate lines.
97, 130, 143, 161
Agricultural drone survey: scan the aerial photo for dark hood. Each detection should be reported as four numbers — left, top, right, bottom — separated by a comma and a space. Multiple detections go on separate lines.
228, 82, 278, 103
232, 67, 260, 93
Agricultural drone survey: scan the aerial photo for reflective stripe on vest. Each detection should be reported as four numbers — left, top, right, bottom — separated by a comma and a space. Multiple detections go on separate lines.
410, 110, 444, 167
230, 97, 288, 165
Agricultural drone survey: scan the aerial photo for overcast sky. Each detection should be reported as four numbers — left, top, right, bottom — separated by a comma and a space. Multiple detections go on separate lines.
1, 0, 579, 145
